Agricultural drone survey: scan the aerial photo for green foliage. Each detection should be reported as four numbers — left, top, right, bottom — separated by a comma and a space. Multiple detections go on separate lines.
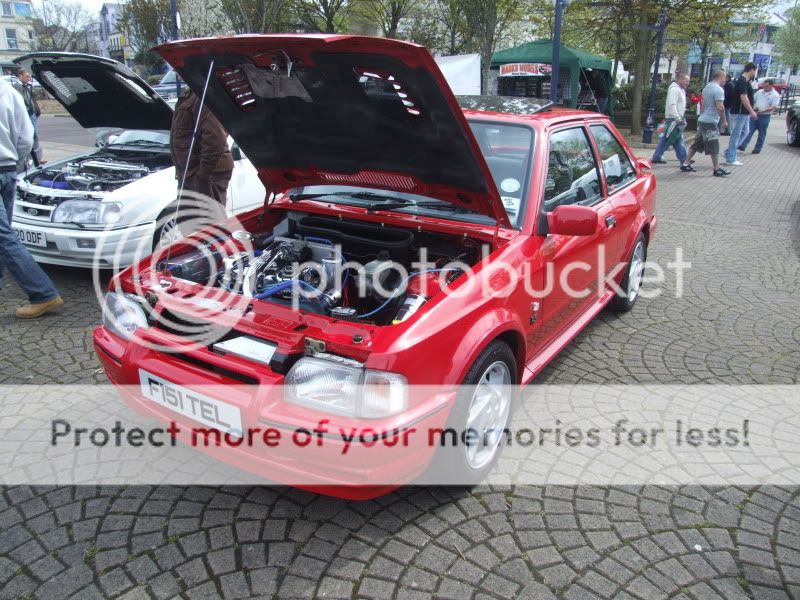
217, 0, 291, 33
775, 7, 800, 68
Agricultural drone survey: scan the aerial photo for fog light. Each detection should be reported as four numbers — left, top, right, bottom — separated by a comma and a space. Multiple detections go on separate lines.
76, 238, 96, 249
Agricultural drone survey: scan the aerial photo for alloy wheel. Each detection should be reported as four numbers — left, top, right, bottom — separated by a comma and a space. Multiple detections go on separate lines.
464, 360, 512, 470
627, 239, 646, 303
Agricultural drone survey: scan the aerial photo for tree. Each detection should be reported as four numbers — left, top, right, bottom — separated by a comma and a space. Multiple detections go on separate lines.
218, 0, 290, 33
461, 0, 523, 93
291, 0, 349, 33
178, 0, 233, 37
353, 0, 418, 38
118, 0, 172, 50
32, 0, 94, 52
775, 6, 800, 69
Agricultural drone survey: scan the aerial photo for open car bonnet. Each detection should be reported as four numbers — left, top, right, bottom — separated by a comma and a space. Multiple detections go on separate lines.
15, 52, 174, 131
155, 35, 510, 226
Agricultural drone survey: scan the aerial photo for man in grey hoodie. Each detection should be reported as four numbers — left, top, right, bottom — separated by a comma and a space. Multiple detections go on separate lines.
0, 78, 62, 318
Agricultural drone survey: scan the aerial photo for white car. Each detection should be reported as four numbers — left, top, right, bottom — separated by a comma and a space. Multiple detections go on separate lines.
11, 52, 265, 268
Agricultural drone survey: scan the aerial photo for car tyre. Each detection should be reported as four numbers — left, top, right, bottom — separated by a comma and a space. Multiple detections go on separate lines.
428, 340, 516, 486
152, 206, 185, 251
788, 118, 800, 147
610, 232, 647, 313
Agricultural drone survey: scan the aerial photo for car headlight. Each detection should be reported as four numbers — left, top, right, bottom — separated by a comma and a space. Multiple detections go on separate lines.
102, 292, 149, 341
285, 357, 407, 418
52, 200, 122, 224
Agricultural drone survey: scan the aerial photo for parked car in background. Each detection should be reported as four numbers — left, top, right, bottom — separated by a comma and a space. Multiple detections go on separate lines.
787, 101, 800, 147
11, 52, 265, 268
151, 68, 183, 100
94, 35, 658, 497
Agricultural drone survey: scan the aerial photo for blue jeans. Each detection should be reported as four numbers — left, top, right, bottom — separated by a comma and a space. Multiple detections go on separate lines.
0, 172, 59, 303
718, 109, 731, 133
739, 114, 771, 152
651, 119, 687, 163
725, 114, 752, 162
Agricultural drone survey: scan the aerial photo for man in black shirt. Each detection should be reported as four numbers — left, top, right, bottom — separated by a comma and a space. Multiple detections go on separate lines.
721, 74, 734, 135
724, 62, 758, 165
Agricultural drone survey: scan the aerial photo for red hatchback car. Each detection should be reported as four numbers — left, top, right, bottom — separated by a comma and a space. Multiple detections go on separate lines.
94, 35, 656, 497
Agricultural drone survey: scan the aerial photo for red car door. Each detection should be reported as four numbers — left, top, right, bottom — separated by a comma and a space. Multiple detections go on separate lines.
525, 125, 621, 362
587, 123, 645, 272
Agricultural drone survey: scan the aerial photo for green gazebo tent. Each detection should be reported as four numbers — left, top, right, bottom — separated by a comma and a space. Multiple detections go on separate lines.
491, 40, 613, 114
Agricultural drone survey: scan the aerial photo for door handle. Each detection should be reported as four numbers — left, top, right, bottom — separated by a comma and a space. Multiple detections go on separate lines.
605, 216, 617, 229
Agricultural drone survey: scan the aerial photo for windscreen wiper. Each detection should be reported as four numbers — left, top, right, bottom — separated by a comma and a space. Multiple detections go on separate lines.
107, 140, 167, 148
288, 191, 411, 203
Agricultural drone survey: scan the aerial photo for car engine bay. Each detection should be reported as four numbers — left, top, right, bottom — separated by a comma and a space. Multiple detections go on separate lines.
24, 149, 172, 194
159, 212, 482, 326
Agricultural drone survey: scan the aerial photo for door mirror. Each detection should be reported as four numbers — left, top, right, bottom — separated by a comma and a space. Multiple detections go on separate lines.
231, 143, 243, 161
636, 157, 652, 172
546, 205, 599, 236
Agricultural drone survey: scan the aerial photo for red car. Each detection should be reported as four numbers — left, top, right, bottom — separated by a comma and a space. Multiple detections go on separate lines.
93, 35, 656, 498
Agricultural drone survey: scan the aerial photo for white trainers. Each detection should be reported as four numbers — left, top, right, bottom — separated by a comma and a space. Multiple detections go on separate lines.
724, 160, 743, 166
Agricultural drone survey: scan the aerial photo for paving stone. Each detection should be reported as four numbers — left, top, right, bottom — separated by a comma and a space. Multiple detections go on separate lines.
98, 568, 134, 597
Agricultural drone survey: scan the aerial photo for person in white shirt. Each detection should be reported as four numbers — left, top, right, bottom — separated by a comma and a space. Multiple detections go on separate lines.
737, 79, 781, 154
651, 74, 690, 163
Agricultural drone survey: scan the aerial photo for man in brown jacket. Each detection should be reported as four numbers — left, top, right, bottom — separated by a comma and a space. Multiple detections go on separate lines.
170, 88, 234, 206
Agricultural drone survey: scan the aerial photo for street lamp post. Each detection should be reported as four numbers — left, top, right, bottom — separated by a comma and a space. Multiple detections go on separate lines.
550, 0, 565, 104
642, 10, 667, 144
170, 0, 181, 96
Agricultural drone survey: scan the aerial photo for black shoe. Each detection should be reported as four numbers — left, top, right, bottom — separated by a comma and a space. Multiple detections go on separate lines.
752, 149, 760, 154
652, 159, 667, 164
713, 168, 729, 177
679, 164, 696, 172
737, 146, 745, 151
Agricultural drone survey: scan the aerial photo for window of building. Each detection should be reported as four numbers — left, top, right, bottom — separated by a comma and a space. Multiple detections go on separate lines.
13, 2, 31, 17
5, 28, 17, 49
1, 3, 12, 16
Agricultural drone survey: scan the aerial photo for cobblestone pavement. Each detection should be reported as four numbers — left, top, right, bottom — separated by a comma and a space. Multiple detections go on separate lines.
0, 124, 798, 599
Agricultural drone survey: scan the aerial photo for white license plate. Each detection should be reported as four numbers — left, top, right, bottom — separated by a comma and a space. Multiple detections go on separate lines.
14, 227, 46, 247
139, 369, 243, 437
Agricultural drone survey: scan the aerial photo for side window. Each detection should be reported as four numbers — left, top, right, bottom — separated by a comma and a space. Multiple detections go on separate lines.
543, 127, 601, 212
590, 125, 637, 192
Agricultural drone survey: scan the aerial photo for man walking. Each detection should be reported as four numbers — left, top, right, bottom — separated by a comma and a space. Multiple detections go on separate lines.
737, 79, 781, 154
170, 88, 233, 207
651, 74, 690, 164
724, 62, 758, 166
0, 78, 62, 318
16, 69, 42, 166
680, 69, 729, 177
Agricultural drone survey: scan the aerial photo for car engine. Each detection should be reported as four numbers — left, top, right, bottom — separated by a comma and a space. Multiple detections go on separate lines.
159, 213, 480, 326
25, 150, 172, 193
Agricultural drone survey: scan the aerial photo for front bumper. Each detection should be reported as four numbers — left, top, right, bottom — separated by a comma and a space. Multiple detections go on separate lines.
11, 220, 157, 268
93, 326, 452, 497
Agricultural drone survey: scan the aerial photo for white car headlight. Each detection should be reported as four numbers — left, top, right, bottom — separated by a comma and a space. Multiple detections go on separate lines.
52, 200, 122, 225
102, 292, 149, 340
285, 357, 407, 418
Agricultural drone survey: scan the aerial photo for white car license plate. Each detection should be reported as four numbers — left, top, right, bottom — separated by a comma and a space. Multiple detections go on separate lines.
139, 369, 243, 437
15, 227, 46, 247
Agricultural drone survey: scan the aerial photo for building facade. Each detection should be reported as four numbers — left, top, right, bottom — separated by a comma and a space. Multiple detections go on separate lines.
0, 0, 34, 62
